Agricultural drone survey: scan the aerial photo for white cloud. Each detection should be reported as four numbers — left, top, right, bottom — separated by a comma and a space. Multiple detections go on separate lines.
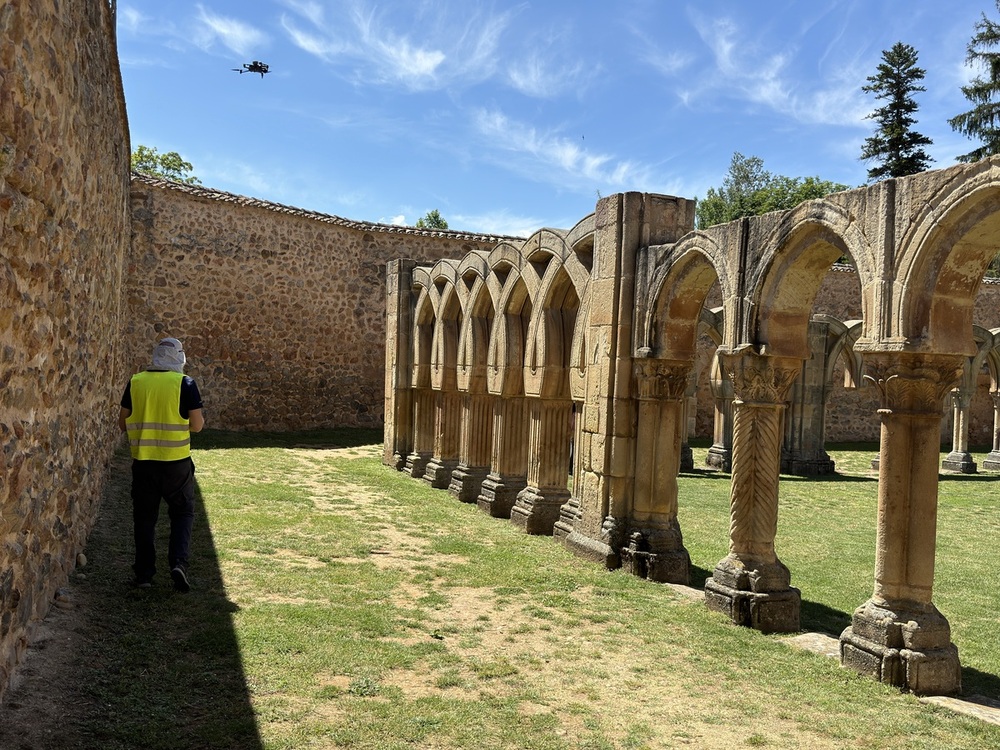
472, 108, 676, 195
280, 0, 516, 91
193, 4, 268, 57
507, 54, 585, 98
451, 210, 545, 238
389, 214, 407, 226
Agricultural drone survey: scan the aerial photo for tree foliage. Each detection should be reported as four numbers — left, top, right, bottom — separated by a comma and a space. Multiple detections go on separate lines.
415, 209, 448, 230
695, 153, 849, 229
131, 145, 201, 184
950, 0, 1000, 163
860, 42, 933, 180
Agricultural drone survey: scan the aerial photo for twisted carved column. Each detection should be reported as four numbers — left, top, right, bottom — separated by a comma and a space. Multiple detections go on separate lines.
704, 348, 802, 634
622, 358, 692, 583
840, 353, 964, 695
404, 388, 436, 478
983, 392, 1000, 470
449, 393, 494, 502
941, 388, 977, 473
476, 396, 528, 518
510, 397, 573, 534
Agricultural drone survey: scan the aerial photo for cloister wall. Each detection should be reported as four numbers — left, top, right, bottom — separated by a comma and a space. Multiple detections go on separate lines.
0, 0, 130, 696
127, 177, 512, 431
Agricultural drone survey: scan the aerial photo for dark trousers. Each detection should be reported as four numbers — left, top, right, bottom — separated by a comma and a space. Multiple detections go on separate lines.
131, 457, 196, 582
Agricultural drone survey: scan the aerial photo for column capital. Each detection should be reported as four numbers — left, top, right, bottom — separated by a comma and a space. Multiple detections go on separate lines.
719, 347, 800, 405
633, 358, 691, 401
862, 352, 964, 416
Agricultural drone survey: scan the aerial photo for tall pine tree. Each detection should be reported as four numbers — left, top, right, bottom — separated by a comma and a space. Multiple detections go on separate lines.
859, 42, 932, 181
950, 1, 1000, 163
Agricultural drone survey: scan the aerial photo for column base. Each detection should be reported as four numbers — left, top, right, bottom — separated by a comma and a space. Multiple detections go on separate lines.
391, 452, 407, 471
510, 487, 569, 535
839, 598, 961, 696
982, 451, 1000, 471
941, 451, 977, 474
704, 554, 800, 634
560, 530, 619, 569
447, 464, 489, 502
620, 525, 690, 584
552, 496, 582, 541
404, 451, 432, 479
705, 444, 731, 472
781, 453, 836, 477
424, 458, 459, 488
679, 444, 694, 472
476, 473, 526, 518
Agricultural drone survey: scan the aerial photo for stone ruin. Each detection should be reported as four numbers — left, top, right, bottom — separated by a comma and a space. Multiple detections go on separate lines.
384, 170, 1000, 695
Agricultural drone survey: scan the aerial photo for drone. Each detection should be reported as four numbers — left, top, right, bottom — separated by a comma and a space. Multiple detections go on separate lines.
232, 61, 269, 78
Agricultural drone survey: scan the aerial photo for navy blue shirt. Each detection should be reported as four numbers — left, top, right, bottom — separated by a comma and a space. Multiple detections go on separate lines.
121, 372, 204, 419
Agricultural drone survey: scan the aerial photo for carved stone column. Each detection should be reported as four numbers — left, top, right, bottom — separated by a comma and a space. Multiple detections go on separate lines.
554, 402, 585, 541
704, 348, 801, 634
941, 388, 977, 474
621, 358, 691, 584
840, 353, 964, 696
404, 388, 436, 478
781, 320, 835, 476
423, 391, 462, 488
705, 355, 733, 471
510, 398, 573, 534
449, 393, 493, 502
477, 396, 528, 518
983, 392, 1000, 471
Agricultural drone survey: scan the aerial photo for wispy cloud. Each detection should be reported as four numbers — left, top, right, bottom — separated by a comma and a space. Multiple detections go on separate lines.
507, 53, 585, 98
451, 209, 546, 238
280, 0, 517, 91
681, 13, 870, 128
193, 4, 269, 57
472, 108, 678, 195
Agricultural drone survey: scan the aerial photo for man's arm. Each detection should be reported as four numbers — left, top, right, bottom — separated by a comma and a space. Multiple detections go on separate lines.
188, 408, 205, 433
118, 407, 130, 433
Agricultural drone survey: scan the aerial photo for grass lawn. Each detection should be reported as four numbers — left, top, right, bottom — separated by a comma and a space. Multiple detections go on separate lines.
41, 431, 1000, 748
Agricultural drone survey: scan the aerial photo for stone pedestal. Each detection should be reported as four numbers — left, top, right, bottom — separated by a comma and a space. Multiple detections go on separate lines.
940, 451, 977, 474
839, 353, 964, 695
705, 554, 800, 634
621, 521, 691, 584
840, 599, 961, 696
705, 349, 801, 633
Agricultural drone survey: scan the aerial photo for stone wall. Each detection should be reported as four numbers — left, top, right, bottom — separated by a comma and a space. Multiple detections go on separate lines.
127, 177, 513, 431
0, 0, 130, 698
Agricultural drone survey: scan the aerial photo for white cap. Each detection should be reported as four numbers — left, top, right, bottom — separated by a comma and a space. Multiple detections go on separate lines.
151, 337, 186, 372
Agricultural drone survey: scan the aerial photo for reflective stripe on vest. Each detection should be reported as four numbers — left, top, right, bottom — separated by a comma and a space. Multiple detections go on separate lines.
125, 371, 191, 461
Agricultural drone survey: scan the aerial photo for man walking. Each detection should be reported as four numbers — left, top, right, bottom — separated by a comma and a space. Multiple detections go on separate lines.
118, 337, 204, 592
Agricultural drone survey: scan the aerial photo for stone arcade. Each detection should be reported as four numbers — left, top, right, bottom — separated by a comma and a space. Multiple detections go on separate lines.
385, 168, 1000, 696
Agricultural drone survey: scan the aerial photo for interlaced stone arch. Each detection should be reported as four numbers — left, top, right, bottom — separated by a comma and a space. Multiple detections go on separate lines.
384, 163, 1000, 696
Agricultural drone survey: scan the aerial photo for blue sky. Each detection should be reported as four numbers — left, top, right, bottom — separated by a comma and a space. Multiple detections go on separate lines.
118, 0, 995, 237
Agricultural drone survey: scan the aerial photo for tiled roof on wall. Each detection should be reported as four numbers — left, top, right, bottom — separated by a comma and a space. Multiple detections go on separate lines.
131, 172, 526, 243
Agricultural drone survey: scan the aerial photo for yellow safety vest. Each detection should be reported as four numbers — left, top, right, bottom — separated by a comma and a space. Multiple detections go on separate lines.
125, 371, 191, 461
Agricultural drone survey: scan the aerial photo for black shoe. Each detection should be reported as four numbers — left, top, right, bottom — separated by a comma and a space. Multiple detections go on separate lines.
171, 566, 190, 593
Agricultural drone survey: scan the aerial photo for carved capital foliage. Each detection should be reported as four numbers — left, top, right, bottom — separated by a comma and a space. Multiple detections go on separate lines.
633, 358, 692, 401
720, 350, 801, 405
862, 353, 964, 416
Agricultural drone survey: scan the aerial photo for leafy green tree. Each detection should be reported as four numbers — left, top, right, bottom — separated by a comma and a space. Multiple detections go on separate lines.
695, 153, 848, 229
415, 209, 448, 230
950, 1, 1000, 163
860, 42, 933, 180
131, 145, 201, 184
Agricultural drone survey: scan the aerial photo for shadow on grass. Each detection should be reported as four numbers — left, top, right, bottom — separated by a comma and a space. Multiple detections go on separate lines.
963, 666, 1000, 701
75, 448, 263, 750
194, 427, 383, 450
